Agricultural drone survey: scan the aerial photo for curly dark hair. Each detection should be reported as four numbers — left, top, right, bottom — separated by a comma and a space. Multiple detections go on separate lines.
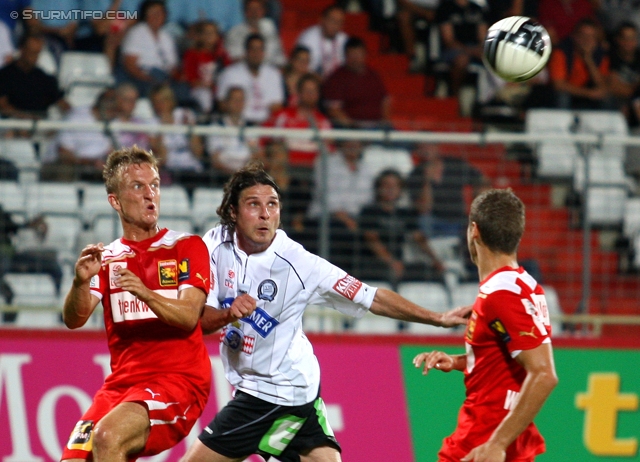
218, 160, 281, 232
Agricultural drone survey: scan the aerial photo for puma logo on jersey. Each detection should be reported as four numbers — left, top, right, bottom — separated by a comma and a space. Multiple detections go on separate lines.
145, 388, 160, 398
196, 272, 209, 285
519, 327, 538, 338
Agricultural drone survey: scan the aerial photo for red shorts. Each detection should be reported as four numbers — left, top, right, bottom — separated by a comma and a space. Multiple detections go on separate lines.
61, 374, 208, 461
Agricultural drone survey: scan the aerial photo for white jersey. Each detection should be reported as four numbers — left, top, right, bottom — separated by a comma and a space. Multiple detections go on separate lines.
203, 226, 377, 406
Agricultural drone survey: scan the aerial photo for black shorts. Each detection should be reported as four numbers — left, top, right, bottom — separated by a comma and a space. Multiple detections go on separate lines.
198, 391, 341, 461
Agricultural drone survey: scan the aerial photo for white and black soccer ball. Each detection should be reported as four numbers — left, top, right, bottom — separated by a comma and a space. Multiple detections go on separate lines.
483, 16, 552, 82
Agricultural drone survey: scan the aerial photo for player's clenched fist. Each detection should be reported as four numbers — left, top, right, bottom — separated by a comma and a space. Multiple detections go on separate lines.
229, 294, 256, 321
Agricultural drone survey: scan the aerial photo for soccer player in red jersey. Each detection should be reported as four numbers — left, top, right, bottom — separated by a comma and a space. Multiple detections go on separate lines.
60, 146, 254, 462
414, 188, 558, 462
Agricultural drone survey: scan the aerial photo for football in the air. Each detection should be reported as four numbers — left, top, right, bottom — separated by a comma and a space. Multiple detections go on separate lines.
482, 16, 552, 82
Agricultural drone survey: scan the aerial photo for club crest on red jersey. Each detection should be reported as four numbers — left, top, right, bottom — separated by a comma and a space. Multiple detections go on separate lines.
158, 260, 178, 286
333, 274, 362, 300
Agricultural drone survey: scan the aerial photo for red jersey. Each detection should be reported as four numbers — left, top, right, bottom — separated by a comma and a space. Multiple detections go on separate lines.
182, 46, 231, 87
264, 106, 332, 167
440, 266, 552, 461
89, 229, 212, 397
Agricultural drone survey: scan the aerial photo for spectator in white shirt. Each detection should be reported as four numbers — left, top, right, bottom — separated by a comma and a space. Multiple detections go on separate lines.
0, 21, 14, 64
226, 0, 286, 67
296, 5, 348, 78
41, 89, 117, 182
120, 0, 178, 96
216, 33, 284, 124
207, 86, 264, 182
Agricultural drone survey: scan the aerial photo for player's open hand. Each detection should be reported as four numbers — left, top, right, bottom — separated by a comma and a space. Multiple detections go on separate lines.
229, 294, 256, 321
461, 441, 506, 462
438, 304, 473, 327
413, 351, 456, 375
74, 243, 104, 285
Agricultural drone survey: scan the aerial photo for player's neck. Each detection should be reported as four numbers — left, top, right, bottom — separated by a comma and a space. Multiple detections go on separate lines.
475, 248, 518, 282
122, 223, 160, 242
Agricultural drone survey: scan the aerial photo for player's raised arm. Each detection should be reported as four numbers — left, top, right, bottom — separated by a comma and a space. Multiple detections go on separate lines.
369, 288, 471, 327
63, 243, 103, 329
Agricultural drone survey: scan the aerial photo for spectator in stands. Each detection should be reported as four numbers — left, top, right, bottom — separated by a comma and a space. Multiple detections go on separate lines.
283, 45, 313, 107
226, 0, 286, 67
264, 73, 331, 169
596, 0, 640, 37
406, 143, 490, 239
296, 5, 348, 78
24, 0, 79, 55
549, 18, 612, 110
113, 82, 166, 158
609, 22, 640, 114
207, 86, 264, 182
0, 20, 14, 63
41, 89, 117, 182
181, 20, 231, 114
166, 0, 243, 34
322, 37, 390, 128
0, 33, 69, 119
150, 84, 206, 180
216, 33, 284, 125
305, 140, 376, 271
120, 0, 179, 97
75, 0, 141, 65
396, 0, 439, 71
435, 0, 488, 98
359, 169, 445, 287
0, 205, 63, 323
538, 0, 597, 45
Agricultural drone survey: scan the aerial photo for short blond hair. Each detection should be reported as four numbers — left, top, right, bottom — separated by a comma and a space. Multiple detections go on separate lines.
103, 146, 158, 194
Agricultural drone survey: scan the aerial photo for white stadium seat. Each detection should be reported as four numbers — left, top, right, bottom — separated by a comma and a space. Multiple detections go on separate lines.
4, 274, 57, 308
525, 109, 578, 178
400, 282, 451, 335
352, 281, 400, 334
158, 217, 194, 234
586, 187, 627, 227
58, 51, 114, 90
25, 182, 81, 216
450, 282, 479, 309
362, 145, 414, 178
81, 184, 114, 220
192, 187, 224, 231
623, 197, 640, 238
0, 180, 26, 214
543, 285, 563, 334
160, 185, 191, 218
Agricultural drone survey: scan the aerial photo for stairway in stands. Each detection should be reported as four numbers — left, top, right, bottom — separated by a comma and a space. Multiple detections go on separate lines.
278, 0, 640, 337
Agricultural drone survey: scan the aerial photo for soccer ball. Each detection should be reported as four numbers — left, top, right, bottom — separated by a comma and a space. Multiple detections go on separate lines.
482, 16, 552, 82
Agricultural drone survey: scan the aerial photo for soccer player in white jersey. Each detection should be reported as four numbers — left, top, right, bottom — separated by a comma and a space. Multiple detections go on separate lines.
414, 189, 558, 462
183, 161, 471, 462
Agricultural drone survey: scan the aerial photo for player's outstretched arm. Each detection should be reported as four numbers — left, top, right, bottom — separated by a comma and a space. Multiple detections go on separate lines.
461, 343, 558, 462
413, 351, 466, 375
63, 244, 103, 329
369, 288, 470, 327
200, 294, 256, 335
114, 268, 206, 331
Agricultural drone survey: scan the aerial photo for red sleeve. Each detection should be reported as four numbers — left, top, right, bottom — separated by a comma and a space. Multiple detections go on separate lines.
483, 290, 549, 355
178, 236, 211, 295
182, 49, 200, 83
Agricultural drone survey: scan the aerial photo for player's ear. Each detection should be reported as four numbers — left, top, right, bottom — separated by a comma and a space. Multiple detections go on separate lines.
107, 193, 121, 212
230, 205, 237, 221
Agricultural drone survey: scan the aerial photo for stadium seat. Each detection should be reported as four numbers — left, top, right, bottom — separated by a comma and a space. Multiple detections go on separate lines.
37, 48, 57, 76
192, 187, 224, 232
623, 197, 640, 238
302, 305, 344, 333
586, 186, 627, 226
133, 98, 156, 121
81, 183, 114, 221
158, 217, 194, 234
400, 282, 451, 335
525, 109, 579, 178
67, 84, 107, 108
160, 185, 191, 218
58, 52, 114, 90
4, 273, 57, 308
25, 182, 81, 216
543, 285, 563, 334
92, 215, 122, 244
362, 145, 414, 178
450, 282, 479, 309
574, 153, 628, 191
0, 180, 26, 215
0, 139, 40, 171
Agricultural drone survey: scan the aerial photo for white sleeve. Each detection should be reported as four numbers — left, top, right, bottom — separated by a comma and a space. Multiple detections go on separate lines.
121, 25, 144, 57
202, 230, 221, 309
304, 251, 376, 318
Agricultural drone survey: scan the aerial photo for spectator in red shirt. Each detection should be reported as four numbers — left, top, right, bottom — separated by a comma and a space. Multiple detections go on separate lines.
322, 36, 390, 128
181, 20, 232, 114
549, 18, 613, 109
265, 73, 332, 169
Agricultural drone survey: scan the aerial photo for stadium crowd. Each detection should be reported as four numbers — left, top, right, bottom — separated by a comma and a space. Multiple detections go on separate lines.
1, 0, 639, 306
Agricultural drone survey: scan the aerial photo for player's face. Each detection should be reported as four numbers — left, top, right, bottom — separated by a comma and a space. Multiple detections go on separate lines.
233, 184, 280, 254
110, 163, 160, 231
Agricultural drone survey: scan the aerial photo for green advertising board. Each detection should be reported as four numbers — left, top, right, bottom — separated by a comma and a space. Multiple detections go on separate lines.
401, 346, 640, 461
